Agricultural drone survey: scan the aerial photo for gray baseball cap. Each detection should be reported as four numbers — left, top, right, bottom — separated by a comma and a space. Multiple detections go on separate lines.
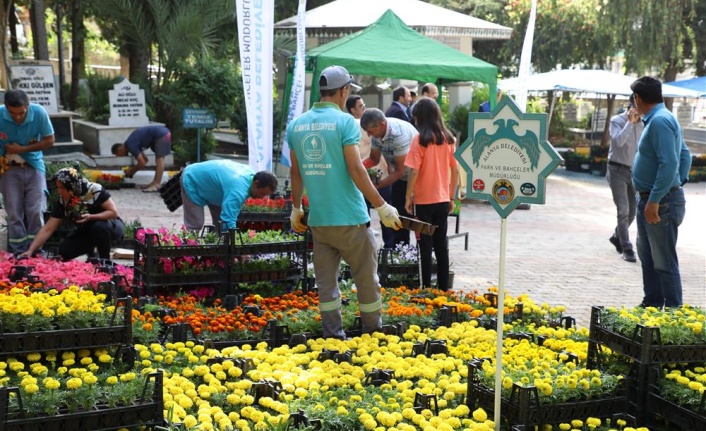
319, 66, 361, 92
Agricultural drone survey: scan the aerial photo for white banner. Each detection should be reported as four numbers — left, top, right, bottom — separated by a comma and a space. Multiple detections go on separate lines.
515, 0, 537, 113
236, 0, 274, 171
280, 0, 307, 168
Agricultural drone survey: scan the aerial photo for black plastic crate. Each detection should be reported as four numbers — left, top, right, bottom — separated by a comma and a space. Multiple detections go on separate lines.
587, 306, 706, 366
0, 371, 163, 431
0, 298, 132, 356
466, 359, 629, 428
647, 391, 706, 430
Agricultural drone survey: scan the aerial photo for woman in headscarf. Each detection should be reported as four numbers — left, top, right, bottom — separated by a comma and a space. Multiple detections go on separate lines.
21, 167, 125, 261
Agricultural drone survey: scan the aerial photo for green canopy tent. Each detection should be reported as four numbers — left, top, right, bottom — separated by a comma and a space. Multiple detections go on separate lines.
303, 9, 498, 105
281, 9, 498, 121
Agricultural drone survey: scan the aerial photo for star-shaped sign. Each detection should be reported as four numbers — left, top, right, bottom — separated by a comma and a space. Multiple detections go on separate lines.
455, 96, 563, 218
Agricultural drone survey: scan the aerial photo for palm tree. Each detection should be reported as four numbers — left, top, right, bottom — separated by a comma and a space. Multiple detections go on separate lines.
92, 0, 235, 85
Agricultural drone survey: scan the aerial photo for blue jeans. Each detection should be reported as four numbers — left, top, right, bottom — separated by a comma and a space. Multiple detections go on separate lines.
635, 188, 686, 307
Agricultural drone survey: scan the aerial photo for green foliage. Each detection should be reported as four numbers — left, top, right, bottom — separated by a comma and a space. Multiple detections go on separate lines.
172, 129, 217, 165
447, 84, 489, 145
158, 57, 241, 164
600, 0, 698, 76
79, 74, 124, 123
166, 57, 243, 125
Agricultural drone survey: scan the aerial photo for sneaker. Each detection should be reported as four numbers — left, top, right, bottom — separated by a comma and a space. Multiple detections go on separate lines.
609, 235, 623, 254
621, 250, 637, 262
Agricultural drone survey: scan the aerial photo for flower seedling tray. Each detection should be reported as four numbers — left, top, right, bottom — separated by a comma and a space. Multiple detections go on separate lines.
230, 238, 307, 255
230, 267, 303, 283
466, 360, 629, 428
0, 298, 132, 356
587, 306, 706, 366
0, 371, 163, 431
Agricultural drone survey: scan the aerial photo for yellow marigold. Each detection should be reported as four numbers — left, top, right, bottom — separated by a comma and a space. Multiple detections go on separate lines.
66, 377, 82, 389
472, 408, 488, 422
23, 383, 39, 394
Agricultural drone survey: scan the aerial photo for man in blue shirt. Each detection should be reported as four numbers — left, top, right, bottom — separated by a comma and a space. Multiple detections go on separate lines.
287, 65, 402, 339
111, 125, 172, 192
630, 76, 691, 308
180, 160, 277, 231
0, 89, 55, 254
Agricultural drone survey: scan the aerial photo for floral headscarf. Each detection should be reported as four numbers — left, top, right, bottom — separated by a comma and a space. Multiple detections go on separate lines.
53, 167, 89, 197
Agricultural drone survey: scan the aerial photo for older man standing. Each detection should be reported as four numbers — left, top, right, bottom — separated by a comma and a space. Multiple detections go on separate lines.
0, 89, 55, 254
361, 108, 417, 248
630, 76, 691, 308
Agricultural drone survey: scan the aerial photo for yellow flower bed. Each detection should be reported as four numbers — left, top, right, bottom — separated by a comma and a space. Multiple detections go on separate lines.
0, 286, 111, 332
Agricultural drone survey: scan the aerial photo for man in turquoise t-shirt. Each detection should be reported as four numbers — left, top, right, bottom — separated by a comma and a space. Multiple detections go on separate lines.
180, 160, 278, 231
286, 65, 402, 340
0, 89, 55, 254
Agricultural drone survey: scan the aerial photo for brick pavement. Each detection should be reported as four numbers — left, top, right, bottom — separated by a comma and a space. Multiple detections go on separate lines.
4, 167, 703, 328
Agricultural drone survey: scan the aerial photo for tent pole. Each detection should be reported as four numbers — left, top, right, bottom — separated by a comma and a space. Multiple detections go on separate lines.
547, 91, 557, 131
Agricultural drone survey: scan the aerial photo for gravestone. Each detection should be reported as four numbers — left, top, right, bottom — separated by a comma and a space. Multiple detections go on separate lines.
9, 60, 59, 114
577, 102, 593, 123
676, 103, 693, 127
108, 79, 149, 127
562, 103, 577, 125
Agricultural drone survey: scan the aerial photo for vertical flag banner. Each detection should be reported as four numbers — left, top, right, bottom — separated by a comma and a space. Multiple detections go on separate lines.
236, 0, 274, 171
281, 0, 307, 168
515, 0, 537, 113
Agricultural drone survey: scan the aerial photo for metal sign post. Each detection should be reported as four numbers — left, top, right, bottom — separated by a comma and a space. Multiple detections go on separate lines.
182, 107, 217, 162
455, 96, 562, 430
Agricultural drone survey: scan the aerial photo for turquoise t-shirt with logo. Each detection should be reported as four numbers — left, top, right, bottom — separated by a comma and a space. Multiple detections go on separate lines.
286, 102, 369, 227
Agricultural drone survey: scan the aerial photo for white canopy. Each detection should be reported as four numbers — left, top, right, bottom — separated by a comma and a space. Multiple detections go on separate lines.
498, 69, 702, 98
275, 0, 512, 40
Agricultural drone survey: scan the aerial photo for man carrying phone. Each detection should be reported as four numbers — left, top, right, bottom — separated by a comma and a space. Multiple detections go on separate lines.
607, 94, 644, 262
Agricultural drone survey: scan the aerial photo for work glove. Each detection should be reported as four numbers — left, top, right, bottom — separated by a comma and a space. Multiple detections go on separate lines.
290, 206, 307, 233
375, 203, 402, 230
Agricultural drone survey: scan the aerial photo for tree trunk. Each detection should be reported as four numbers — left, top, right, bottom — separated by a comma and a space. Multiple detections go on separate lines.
1, 0, 11, 88
662, 62, 679, 111
69, 0, 85, 111
127, 43, 150, 84
8, 0, 18, 54
29, 0, 49, 60
602, 95, 616, 147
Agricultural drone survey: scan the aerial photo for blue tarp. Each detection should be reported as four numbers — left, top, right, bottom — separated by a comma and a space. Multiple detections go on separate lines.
665, 77, 706, 97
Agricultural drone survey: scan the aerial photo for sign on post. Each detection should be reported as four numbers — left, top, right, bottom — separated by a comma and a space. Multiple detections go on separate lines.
456, 96, 562, 218
456, 96, 562, 430
182, 108, 217, 162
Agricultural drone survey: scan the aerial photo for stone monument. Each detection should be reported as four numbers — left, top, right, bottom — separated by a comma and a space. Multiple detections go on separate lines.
108, 79, 149, 127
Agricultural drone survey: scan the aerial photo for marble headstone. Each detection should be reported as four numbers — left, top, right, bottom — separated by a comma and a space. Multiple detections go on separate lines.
108, 79, 149, 127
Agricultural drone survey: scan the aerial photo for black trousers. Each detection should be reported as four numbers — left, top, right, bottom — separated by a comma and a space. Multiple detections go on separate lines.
59, 219, 125, 261
414, 202, 450, 290
380, 180, 412, 248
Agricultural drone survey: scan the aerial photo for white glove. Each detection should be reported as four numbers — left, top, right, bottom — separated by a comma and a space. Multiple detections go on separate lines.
290, 206, 307, 233
375, 203, 402, 230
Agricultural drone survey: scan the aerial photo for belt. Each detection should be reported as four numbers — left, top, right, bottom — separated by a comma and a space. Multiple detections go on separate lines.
9, 160, 28, 168
608, 160, 631, 170
638, 186, 680, 200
